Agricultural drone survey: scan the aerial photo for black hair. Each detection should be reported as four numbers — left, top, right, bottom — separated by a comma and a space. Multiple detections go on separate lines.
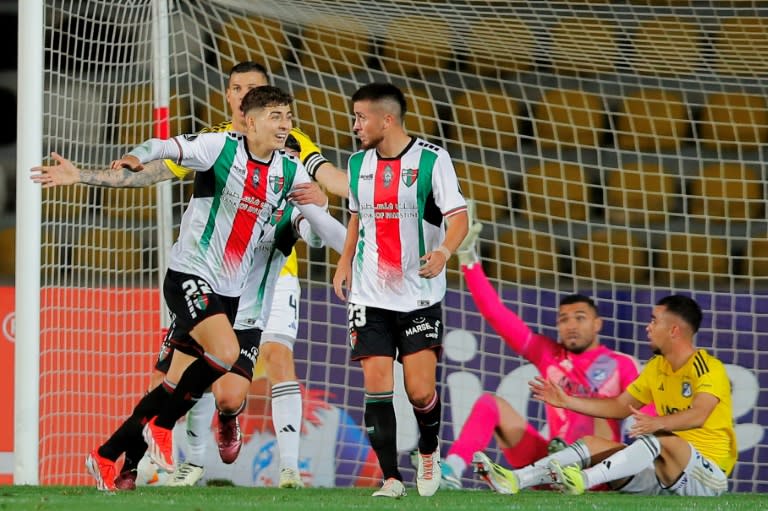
559, 294, 599, 316
240, 86, 292, 115
657, 295, 703, 333
351, 82, 407, 118
229, 61, 270, 82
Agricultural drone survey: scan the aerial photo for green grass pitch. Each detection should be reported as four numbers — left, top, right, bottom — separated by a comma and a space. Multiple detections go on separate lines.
1, 486, 765, 511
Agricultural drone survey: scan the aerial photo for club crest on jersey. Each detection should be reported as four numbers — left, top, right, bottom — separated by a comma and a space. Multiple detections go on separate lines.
681, 381, 692, 398
269, 175, 284, 193
383, 165, 394, 187
402, 168, 418, 187
194, 294, 210, 311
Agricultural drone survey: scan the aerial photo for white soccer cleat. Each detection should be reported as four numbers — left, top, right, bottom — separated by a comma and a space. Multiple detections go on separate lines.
372, 477, 407, 498
416, 445, 442, 497
278, 467, 305, 489
165, 462, 204, 487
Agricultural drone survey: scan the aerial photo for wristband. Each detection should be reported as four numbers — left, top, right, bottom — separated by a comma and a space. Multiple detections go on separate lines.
436, 245, 452, 259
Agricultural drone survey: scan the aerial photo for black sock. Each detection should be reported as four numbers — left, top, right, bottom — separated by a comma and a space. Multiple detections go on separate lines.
414, 392, 441, 454
121, 436, 147, 472
99, 384, 171, 461
155, 355, 229, 429
364, 392, 401, 481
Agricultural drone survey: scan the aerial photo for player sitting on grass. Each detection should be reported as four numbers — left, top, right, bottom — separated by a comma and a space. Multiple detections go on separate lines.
440, 201, 641, 492
473, 295, 736, 497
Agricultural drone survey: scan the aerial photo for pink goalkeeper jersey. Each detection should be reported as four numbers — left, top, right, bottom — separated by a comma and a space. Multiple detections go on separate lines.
463, 264, 640, 443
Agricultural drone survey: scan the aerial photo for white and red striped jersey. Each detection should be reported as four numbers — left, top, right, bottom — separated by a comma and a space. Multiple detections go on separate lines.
140, 132, 310, 296
347, 137, 466, 312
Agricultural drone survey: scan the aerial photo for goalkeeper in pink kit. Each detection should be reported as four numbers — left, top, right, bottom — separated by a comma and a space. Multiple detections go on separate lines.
440, 202, 641, 492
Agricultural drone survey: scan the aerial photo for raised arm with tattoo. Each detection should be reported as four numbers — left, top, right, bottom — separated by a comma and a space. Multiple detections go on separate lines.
31, 151, 175, 188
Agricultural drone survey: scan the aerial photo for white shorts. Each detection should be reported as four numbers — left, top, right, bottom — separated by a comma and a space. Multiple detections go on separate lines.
619, 442, 728, 496
262, 274, 300, 350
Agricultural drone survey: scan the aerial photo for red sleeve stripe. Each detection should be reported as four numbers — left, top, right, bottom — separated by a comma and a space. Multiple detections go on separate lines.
443, 205, 468, 217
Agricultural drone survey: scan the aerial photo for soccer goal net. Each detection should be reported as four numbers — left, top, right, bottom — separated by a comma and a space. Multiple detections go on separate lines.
20, 0, 766, 491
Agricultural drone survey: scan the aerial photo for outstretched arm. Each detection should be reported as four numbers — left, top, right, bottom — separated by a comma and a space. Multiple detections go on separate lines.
294, 200, 346, 254
31, 152, 175, 188
291, 182, 346, 251
457, 201, 540, 357
530, 376, 640, 420
289, 127, 350, 199
313, 162, 349, 199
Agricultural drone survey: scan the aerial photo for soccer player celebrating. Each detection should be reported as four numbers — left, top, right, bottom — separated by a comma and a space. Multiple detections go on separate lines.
495, 295, 735, 497
333, 83, 469, 498
32, 86, 343, 492
112, 62, 347, 490
441, 201, 641, 492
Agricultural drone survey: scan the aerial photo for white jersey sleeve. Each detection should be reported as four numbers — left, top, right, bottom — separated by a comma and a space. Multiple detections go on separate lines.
127, 133, 231, 171
432, 150, 467, 217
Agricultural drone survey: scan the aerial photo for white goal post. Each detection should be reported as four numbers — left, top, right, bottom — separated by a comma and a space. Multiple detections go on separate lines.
15, 0, 768, 491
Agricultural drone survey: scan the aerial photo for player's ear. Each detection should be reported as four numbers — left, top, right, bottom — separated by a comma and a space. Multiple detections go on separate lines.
593, 316, 604, 334
383, 112, 395, 128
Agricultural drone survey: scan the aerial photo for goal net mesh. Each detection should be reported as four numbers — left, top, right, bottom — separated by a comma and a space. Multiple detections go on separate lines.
36, 0, 766, 490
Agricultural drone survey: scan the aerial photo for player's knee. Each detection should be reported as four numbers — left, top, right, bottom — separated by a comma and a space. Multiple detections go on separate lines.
212, 339, 240, 368
407, 388, 436, 408
473, 393, 498, 413
260, 343, 295, 382
213, 376, 248, 413
216, 392, 245, 414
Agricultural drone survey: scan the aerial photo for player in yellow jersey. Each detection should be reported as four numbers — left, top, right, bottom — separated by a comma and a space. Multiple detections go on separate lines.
110, 62, 347, 489
516, 294, 735, 497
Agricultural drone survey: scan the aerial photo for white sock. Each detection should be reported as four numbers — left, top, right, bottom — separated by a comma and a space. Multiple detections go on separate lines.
539, 439, 592, 469
444, 453, 467, 476
517, 440, 592, 489
584, 435, 660, 489
271, 381, 302, 471
184, 391, 215, 466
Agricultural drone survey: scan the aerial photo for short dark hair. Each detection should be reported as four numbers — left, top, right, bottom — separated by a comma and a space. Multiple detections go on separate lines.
559, 294, 599, 316
657, 295, 703, 333
240, 86, 292, 115
229, 61, 270, 82
351, 82, 407, 117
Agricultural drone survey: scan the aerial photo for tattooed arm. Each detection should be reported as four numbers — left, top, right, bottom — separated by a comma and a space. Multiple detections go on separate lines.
31, 151, 175, 188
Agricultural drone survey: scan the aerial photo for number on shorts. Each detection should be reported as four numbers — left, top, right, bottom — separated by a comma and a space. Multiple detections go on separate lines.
289, 293, 298, 320
348, 304, 367, 328
182, 278, 213, 298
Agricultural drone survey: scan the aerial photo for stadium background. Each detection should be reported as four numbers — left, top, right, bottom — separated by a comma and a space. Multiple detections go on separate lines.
2, 0, 768, 493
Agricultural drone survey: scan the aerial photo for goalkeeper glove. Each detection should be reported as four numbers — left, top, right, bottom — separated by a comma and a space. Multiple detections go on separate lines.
290, 127, 329, 179
456, 200, 483, 268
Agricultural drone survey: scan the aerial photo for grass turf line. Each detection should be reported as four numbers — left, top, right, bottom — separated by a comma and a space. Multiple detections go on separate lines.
0, 486, 765, 511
